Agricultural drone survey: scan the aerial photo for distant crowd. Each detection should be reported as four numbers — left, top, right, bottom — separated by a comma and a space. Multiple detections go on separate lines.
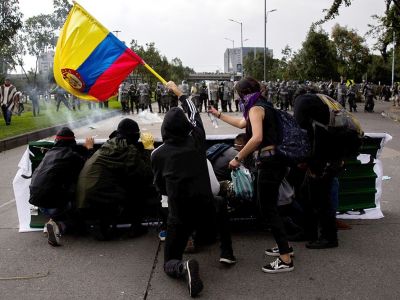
1, 76, 398, 127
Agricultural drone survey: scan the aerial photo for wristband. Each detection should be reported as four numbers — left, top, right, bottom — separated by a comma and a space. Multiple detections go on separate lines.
217, 112, 222, 119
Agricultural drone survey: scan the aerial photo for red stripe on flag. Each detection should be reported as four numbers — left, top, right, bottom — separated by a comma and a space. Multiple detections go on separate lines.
88, 49, 143, 101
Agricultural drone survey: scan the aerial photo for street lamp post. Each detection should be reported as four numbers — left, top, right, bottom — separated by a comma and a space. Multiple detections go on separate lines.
229, 18, 244, 76
264, 5, 277, 82
224, 38, 235, 73
392, 29, 396, 87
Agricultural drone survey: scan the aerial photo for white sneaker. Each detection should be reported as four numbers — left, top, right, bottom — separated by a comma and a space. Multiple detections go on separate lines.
262, 257, 294, 273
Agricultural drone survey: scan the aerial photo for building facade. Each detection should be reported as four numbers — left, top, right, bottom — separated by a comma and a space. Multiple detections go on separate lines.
38, 51, 55, 78
224, 47, 273, 73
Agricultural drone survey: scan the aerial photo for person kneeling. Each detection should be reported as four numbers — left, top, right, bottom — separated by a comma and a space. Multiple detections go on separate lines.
76, 119, 155, 240
29, 127, 94, 246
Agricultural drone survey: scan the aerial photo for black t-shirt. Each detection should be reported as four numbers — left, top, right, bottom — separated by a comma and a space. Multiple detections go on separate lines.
246, 97, 279, 148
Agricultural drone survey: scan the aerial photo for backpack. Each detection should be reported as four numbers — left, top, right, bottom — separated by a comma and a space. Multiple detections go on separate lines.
206, 143, 231, 163
313, 94, 364, 158
257, 101, 311, 165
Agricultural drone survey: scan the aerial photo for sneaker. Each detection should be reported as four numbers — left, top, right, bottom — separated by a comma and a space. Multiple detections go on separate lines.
219, 250, 237, 265
158, 230, 167, 242
265, 246, 294, 257
46, 219, 61, 247
306, 238, 338, 249
185, 259, 203, 297
262, 257, 294, 273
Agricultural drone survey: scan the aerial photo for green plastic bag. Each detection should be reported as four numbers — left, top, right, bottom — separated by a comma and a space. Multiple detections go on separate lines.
231, 166, 254, 201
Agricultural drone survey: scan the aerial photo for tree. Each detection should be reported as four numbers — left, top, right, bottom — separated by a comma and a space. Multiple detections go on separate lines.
317, 1, 400, 62
129, 40, 193, 85
367, 5, 400, 62
23, 14, 56, 85
331, 24, 370, 81
290, 28, 339, 81
243, 51, 277, 81
0, 0, 23, 76
317, 0, 400, 25
50, 0, 72, 29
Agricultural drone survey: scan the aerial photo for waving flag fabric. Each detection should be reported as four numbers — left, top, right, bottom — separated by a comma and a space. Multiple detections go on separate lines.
53, 2, 144, 101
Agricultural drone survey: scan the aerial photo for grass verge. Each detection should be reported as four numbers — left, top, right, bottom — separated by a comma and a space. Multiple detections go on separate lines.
0, 98, 121, 140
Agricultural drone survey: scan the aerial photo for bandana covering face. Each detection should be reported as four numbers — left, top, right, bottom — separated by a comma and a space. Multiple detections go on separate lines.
240, 92, 261, 119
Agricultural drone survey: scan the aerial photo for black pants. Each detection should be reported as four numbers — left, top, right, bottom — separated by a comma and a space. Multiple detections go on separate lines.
364, 96, 374, 112
1, 105, 11, 125
164, 198, 231, 277
257, 157, 291, 255
301, 160, 338, 242
199, 94, 208, 112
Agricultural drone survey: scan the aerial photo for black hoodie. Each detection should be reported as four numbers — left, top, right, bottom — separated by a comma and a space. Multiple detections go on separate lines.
151, 96, 213, 225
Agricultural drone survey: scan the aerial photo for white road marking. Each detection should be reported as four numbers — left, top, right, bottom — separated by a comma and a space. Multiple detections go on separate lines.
0, 199, 16, 209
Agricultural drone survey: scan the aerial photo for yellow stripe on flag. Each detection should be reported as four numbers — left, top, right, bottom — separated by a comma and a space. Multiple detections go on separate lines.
54, 2, 109, 100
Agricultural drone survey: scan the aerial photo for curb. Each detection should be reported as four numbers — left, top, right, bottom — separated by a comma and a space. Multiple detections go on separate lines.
0, 110, 120, 152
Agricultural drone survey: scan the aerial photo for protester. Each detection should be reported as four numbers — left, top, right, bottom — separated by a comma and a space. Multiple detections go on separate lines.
128, 84, 140, 114
1, 78, 17, 125
76, 118, 156, 240
29, 127, 94, 246
151, 81, 235, 297
209, 77, 294, 273
51, 85, 72, 111
293, 91, 343, 249
209, 133, 247, 181
26, 87, 40, 116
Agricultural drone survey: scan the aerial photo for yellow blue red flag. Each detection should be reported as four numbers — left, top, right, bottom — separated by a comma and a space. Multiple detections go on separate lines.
53, 2, 144, 101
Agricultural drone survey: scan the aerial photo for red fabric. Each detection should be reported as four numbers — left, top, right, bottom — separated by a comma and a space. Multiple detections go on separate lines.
88, 49, 143, 101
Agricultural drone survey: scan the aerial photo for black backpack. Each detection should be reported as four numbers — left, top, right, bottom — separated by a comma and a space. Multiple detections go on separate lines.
206, 143, 231, 163
257, 101, 311, 165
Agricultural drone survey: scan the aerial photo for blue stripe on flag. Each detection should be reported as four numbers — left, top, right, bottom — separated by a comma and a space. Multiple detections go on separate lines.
77, 33, 127, 92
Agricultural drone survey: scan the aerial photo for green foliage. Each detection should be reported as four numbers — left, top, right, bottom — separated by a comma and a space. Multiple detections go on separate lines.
331, 24, 370, 81
289, 28, 339, 81
0, 0, 23, 47
243, 52, 279, 81
0, 0, 23, 77
51, 0, 72, 29
129, 40, 193, 86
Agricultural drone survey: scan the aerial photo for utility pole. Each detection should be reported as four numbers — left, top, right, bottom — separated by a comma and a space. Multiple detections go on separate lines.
264, 5, 277, 82
392, 29, 396, 87
229, 19, 244, 77
113, 30, 121, 37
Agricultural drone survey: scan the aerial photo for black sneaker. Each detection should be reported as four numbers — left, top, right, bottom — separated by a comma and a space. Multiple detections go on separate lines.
306, 238, 338, 249
265, 246, 294, 257
219, 250, 237, 265
185, 259, 203, 297
46, 219, 61, 247
262, 257, 294, 273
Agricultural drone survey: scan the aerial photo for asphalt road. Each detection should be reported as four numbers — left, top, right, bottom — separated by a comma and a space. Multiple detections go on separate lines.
0, 101, 399, 299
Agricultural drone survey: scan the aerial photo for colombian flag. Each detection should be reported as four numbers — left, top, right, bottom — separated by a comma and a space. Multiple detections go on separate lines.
53, 2, 144, 101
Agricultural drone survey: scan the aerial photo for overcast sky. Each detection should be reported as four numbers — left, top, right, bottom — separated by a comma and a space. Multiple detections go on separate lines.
19, 0, 386, 73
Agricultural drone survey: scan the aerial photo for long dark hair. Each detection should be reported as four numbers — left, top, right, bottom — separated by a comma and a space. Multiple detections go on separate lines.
235, 77, 261, 98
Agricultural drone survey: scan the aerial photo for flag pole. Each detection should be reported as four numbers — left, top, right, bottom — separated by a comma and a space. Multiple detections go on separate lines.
142, 63, 167, 85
